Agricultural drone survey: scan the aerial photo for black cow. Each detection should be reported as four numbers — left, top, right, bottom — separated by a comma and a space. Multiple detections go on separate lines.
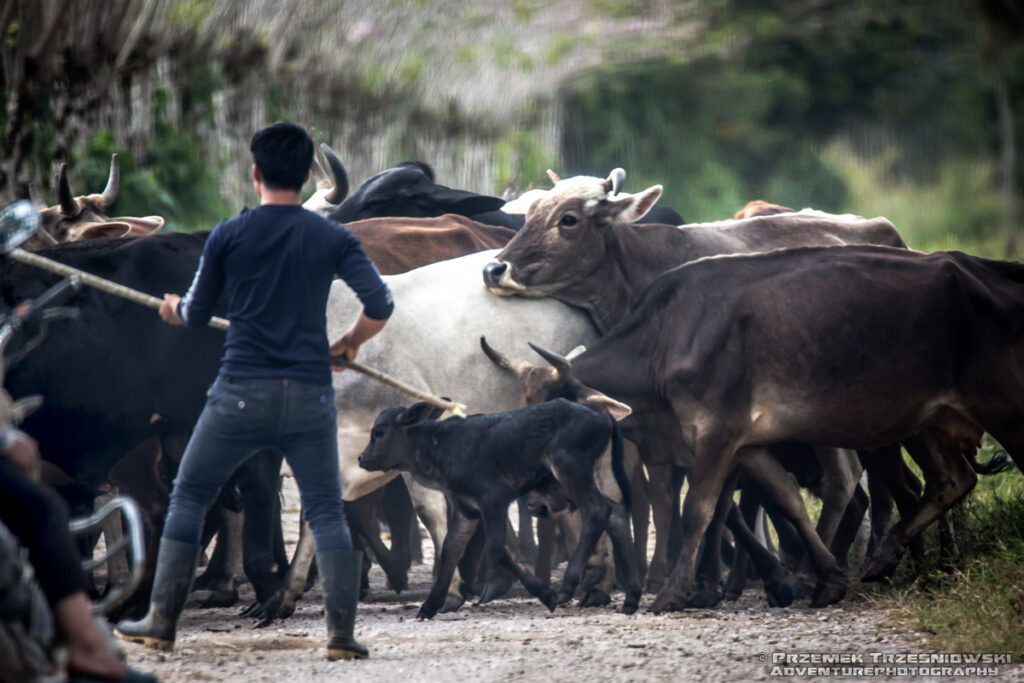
358, 399, 643, 619
0, 233, 229, 607
310, 144, 508, 226
525, 245, 1024, 612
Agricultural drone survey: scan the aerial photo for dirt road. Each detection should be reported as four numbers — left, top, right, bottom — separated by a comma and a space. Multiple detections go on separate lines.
117, 482, 1023, 683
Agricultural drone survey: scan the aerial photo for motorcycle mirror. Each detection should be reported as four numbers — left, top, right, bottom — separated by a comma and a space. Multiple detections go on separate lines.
0, 200, 41, 253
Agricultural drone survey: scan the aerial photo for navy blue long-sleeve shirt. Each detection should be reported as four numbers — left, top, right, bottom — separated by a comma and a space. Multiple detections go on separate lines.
178, 204, 393, 384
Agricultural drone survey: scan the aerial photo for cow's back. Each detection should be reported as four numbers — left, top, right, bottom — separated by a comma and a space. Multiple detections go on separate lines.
677, 211, 906, 258
328, 250, 598, 498
0, 232, 221, 487
345, 215, 515, 275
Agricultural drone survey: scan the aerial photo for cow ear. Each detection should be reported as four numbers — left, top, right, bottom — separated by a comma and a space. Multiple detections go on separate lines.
400, 402, 440, 427
610, 185, 662, 224
112, 215, 165, 234
583, 392, 632, 421
72, 222, 134, 241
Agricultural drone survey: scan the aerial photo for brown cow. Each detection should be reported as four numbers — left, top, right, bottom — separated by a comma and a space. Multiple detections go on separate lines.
733, 199, 795, 219
482, 169, 903, 594
26, 155, 164, 249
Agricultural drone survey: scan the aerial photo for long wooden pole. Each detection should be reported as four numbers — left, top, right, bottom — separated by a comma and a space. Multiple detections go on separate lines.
6, 247, 468, 417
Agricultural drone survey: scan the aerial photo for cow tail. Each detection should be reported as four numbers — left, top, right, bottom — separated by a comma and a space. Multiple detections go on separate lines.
970, 448, 1013, 475
610, 419, 631, 511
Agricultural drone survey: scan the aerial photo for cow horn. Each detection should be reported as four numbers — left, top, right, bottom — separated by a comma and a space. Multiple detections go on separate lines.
320, 143, 350, 204
480, 336, 517, 375
310, 156, 330, 190
99, 154, 120, 209
527, 342, 570, 383
603, 168, 625, 197
27, 182, 47, 209
546, 169, 561, 185
57, 164, 79, 216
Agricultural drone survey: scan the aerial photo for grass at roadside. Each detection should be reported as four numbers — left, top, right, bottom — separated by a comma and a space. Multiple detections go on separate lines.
868, 441, 1024, 658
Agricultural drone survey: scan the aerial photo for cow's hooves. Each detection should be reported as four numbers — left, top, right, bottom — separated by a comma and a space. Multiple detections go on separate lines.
578, 566, 607, 594
578, 589, 611, 608
544, 591, 563, 612
202, 588, 239, 608
620, 594, 641, 615
276, 601, 296, 619
649, 587, 690, 614
439, 594, 464, 614
723, 589, 742, 602
477, 575, 515, 605
860, 557, 898, 583
416, 604, 438, 620
684, 589, 720, 609
385, 569, 409, 594
239, 601, 263, 619
811, 572, 848, 608
764, 579, 796, 608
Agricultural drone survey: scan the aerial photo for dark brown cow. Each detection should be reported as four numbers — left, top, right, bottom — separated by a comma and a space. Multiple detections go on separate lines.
481, 169, 903, 593
480, 338, 807, 607
26, 155, 164, 249
529, 245, 1023, 612
483, 168, 903, 333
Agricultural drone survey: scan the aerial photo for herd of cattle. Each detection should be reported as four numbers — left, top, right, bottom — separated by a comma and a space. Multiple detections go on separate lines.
2, 144, 1022, 625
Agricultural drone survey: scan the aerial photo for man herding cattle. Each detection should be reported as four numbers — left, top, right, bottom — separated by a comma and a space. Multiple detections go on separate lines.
115, 121, 394, 661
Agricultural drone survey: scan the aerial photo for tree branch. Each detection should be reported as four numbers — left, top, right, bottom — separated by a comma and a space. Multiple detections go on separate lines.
28, 0, 70, 62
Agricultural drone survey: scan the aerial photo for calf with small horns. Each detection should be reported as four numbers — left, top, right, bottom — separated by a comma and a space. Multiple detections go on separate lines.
358, 398, 642, 619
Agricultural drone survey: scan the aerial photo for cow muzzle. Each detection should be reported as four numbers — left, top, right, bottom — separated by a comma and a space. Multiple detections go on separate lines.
482, 260, 523, 295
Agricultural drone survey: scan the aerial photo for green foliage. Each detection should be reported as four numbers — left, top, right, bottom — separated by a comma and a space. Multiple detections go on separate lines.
592, 0, 642, 20
559, 0, 1020, 240
512, 1, 535, 24
828, 142, 1012, 255
880, 464, 1024, 657
168, 0, 216, 32
396, 54, 428, 88
493, 129, 558, 194
76, 87, 230, 233
544, 34, 577, 66
5, 19, 18, 47
456, 45, 481, 66
561, 57, 848, 221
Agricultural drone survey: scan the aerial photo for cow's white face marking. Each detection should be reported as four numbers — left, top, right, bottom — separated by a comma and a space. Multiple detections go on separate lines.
302, 188, 338, 217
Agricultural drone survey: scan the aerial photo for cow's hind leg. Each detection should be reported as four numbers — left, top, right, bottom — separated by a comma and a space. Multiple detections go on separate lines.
861, 432, 977, 582
418, 510, 478, 620
404, 476, 467, 612
688, 471, 740, 608
479, 498, 557, 611
724, 502, 798, 607
651, 431, 738, 614
643, 461, 677, 593
740, 448, 846, 607
605, 500, 642, 614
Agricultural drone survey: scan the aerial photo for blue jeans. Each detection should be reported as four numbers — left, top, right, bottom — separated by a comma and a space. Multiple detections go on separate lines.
163, 376, 352, 552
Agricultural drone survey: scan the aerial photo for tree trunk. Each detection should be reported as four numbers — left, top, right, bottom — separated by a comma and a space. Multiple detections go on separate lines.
996, 72, 1019, 255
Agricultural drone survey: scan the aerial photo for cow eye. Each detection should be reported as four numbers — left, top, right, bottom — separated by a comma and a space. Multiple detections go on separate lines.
558, 214, 579, 229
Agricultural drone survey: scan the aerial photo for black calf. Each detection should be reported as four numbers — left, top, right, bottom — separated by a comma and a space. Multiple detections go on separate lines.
358, 399, 642, 619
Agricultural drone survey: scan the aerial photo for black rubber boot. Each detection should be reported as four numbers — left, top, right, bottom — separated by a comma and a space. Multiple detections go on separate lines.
114, 538, 199, 651
318, 549, 369, 661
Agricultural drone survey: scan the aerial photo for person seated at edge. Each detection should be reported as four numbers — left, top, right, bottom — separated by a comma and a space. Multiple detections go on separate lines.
0, 427, 158, 682
116, 120, 393, 661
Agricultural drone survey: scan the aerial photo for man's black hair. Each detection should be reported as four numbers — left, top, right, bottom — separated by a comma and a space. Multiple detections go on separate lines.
250, 121, 314, 192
